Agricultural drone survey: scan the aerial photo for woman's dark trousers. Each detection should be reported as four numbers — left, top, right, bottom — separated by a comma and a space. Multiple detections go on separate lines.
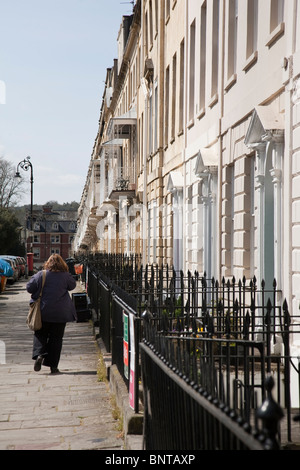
32, 322, 66, 369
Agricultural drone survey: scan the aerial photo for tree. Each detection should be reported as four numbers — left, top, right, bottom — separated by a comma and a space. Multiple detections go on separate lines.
0, 157, 26, 208
0, 208, 24, 254
44, 200, 79, 210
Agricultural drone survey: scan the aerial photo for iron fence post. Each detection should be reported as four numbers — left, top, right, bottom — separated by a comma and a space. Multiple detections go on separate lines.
256, 375, 284, 450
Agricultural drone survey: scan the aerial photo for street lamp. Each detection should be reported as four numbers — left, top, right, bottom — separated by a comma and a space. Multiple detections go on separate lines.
15, 156, 34, 232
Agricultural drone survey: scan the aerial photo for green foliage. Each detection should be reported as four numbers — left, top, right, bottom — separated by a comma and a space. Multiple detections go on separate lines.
0, 208, 24, 254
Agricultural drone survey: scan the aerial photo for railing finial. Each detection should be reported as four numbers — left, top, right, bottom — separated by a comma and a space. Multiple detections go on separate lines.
256, 375, 284, 450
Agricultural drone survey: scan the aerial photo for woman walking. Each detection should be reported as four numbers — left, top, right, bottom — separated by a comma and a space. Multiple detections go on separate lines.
26, 254, 77, 374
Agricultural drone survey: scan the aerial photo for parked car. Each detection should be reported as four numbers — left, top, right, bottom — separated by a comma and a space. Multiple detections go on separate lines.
18, 257, 26, 276
10, 256, 25, 277
0, 258, 14, 292
0, 255, 26, 279
0, 256, 18, 283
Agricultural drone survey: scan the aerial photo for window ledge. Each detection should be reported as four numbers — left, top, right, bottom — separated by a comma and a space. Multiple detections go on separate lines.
224, 74, 237, 92
208, 93, 218, 108
266, 22, 285, 48
187, 118, 194, 129
197, 107, 205, 120
243, 51, 258, 72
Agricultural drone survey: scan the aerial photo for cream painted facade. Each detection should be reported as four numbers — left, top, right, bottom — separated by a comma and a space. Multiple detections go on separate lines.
73, 0, 300, 327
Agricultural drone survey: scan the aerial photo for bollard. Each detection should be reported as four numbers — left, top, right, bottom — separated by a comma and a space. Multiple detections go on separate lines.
256, 375, 284, 450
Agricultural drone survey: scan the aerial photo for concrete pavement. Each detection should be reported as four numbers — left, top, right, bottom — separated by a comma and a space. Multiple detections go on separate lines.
0, 277, 125, 451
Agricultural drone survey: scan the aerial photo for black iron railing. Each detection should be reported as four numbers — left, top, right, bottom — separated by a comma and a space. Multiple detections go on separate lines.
141, 342, 283, 450
81, 253, 300, 449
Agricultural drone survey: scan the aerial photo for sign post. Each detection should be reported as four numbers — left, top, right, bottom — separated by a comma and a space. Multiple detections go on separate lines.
129, 313, 135, 410
123, 311, 129, 379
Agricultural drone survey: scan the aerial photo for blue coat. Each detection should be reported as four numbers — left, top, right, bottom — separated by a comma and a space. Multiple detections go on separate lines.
27, 270, 77, 323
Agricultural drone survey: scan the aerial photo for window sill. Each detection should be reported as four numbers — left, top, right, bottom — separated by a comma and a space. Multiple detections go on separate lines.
197, 107, 205, 120
208, 93, 218, 108
187, 118, 194, 129
243, 51, 258, 72
224, 73, 237, 92
266, 22, 285, 48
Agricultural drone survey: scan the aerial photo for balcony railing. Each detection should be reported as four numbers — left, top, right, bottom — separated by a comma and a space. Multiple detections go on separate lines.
108, 166, 136, 200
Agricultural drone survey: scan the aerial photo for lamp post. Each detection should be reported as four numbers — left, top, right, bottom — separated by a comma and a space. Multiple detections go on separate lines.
15, 157, 34, 273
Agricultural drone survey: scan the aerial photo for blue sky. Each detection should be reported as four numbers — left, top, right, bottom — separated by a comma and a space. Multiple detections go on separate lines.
0, 0, 134, 205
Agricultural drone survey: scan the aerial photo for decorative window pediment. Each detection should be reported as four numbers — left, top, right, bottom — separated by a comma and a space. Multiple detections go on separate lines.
194, 148, 218, 177
244, 105, 284, 148
167, 171, 184, 193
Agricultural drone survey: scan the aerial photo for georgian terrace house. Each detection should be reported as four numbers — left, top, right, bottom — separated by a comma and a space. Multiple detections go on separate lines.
27, 205, 77, 268
74, 0, 300, 354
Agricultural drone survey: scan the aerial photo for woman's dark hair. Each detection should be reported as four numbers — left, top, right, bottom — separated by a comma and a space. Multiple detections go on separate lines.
44, 254, 69, 272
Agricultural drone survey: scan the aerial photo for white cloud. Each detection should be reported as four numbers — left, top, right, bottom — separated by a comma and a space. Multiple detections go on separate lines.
33, 165, 85, 203
57, 173, 83, 187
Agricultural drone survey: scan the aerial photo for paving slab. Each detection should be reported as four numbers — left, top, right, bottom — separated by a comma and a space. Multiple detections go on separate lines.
0, 277, 124, 451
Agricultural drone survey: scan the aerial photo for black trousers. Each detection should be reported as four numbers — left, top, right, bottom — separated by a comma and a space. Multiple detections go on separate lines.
32, 322, 66, 369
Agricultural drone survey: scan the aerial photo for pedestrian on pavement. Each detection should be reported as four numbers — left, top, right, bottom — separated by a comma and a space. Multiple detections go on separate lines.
26, 254, 77, 374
